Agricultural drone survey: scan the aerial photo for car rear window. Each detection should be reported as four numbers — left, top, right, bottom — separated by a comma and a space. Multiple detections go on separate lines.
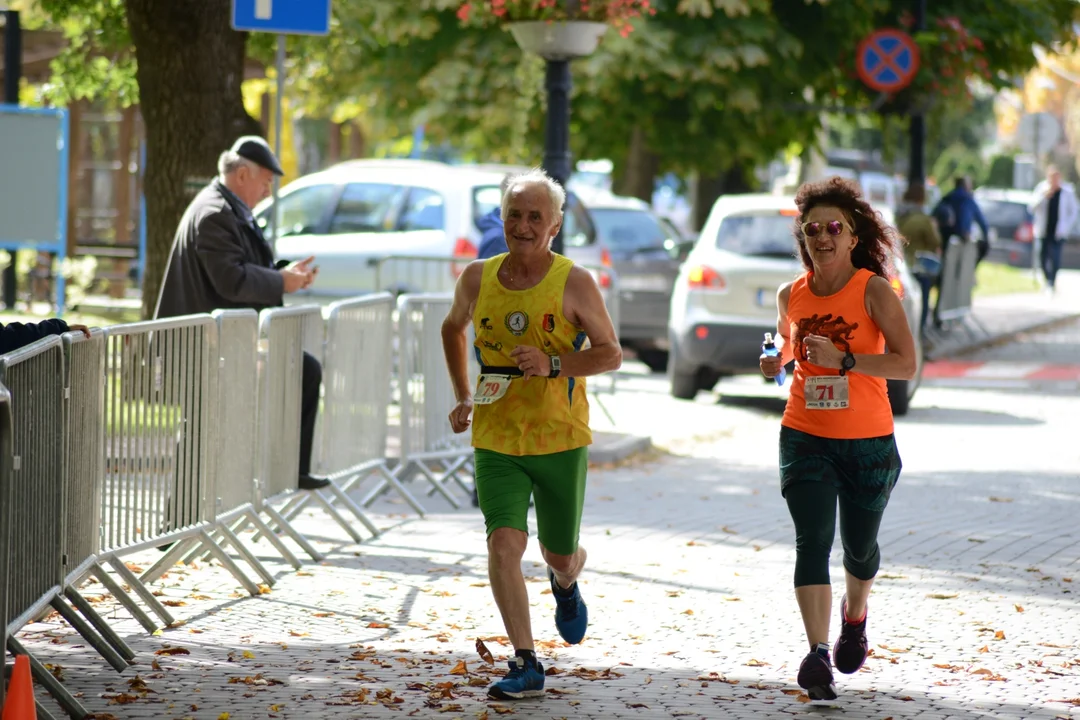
716, 213, 797, 258
977, 199, 1029, 227
590, 208, 674, 251
473, 185, 501, 227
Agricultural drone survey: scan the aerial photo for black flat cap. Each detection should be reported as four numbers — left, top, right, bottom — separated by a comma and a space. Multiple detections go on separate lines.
231, 135, 284, 176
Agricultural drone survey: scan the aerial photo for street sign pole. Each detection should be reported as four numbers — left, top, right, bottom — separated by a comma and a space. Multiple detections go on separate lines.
272, 34, 285, 242
907, 0, 927, 197
3, 9, 21, 309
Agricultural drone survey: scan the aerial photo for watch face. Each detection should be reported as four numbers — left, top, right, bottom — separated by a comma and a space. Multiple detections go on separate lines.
843, 353, 855, 369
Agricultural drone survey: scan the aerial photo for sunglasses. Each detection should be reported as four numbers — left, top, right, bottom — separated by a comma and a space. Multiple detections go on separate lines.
801, 220, 851, 237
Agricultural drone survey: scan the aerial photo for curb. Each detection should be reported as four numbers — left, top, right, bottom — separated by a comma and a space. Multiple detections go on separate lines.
925, 312, 1080, 361
588, 433, 653, 464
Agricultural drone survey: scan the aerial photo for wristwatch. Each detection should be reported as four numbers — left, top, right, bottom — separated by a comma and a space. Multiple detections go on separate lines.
548, 355, 561, 378
839, 351, 856, 376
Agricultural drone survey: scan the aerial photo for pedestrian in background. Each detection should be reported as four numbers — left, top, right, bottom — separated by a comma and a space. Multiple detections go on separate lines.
1028, 165, 1079, 292
895, 185, 941, 333
155, 135, 330, 492
760, 177, 917, 702
476, 174, 514, 260
1, 318, 90, 353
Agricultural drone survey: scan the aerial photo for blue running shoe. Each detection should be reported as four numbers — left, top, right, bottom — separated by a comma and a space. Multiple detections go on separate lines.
487, 656, 545, 700
548, 567, 588, 645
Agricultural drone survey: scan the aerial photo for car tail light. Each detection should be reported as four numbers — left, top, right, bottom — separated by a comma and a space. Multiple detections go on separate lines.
452, 237, 478, 278
687, 265, 725, 290
596, 246, 613, 288
889, 276, 904, 298
1015, 222, 1034, 244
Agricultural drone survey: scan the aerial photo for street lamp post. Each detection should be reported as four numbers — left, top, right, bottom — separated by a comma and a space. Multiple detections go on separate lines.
509, 17, 607, 255
543, 59, 572, 254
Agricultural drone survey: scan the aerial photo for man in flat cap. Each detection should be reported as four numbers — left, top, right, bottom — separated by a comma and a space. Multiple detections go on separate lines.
156, 136, 330, 492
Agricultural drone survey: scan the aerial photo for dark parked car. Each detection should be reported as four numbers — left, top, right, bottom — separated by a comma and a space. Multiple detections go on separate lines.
974, 188, 1036, 268
575, 188, 691, 373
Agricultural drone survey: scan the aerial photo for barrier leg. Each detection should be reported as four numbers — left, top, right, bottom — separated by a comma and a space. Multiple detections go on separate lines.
197, 529, 261, 596
243, 508, 302, 570
36, 699, 59, 720
106, 556, 177, 627
139, 537, 201, 586
252, 494, 310, 545
63, 587, 137, 662
305, 491, 369, 544
261, 504, 324, 562
7, 637, 88, 720
89, 562, 161, 634
379, 464, 426, 516
216, 523, 276, 587
414, 462, 462, 510
48, 596, 130, 673
323, 484, 381, 538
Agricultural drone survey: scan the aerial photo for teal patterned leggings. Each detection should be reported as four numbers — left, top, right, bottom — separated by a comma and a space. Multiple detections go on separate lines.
779, 426, 902, 587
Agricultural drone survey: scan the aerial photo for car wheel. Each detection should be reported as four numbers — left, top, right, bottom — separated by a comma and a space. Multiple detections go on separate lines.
667, 341, 698, 400
637, 349, 669, 374
670, 368, 698, 400
887, 379, 910, 416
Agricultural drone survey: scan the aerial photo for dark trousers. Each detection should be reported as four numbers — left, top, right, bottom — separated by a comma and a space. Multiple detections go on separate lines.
1040, 237, 1064, 288
784, 482, 886, 588
300, 351, 322, 476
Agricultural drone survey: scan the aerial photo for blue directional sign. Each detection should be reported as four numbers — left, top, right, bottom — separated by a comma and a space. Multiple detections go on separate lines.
232, 0, 331, 36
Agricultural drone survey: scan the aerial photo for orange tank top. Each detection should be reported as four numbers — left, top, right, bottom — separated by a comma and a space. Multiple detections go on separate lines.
781, 268, 894, 439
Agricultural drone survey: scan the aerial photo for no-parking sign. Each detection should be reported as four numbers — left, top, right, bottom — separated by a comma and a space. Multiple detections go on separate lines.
856, 29, 920, 93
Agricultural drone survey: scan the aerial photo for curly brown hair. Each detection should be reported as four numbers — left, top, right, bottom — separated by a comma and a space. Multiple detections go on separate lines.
792, 177, 901, 279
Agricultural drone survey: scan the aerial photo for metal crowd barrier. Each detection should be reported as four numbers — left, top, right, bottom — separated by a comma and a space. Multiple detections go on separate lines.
253, 304, 379, 550
936, 238, 979, 322
99, 316, 270, 605
0, 340, 109, 719
361, 293, 475, 511
163, 310, 301, 584
368, 254, 476, 296
579, 263, 621, 407
272, 293, 425, 530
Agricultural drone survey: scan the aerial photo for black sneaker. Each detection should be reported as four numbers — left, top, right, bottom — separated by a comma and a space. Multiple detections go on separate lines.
832, 595, 869, 674
299, 474, 332, 490
797, 644, 837, 700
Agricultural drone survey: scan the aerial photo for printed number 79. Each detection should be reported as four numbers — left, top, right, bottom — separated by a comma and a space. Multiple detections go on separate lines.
816, 384, 834, 401
483, 382, 501, 396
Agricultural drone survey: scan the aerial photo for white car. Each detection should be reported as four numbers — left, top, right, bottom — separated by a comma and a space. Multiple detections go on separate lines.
667, 193, 923, 415
255, 159, 606, 300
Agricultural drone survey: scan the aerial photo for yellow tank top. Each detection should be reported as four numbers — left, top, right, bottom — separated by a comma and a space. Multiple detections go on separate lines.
471, 253, 592, 456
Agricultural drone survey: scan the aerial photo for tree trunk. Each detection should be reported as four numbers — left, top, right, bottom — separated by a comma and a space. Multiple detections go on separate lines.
125, 0, 262, 319
690, 163, 754, 232
612, 125, 659, 202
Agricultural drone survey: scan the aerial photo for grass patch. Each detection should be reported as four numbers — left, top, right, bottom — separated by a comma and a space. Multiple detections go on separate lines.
973, 262, 1041, 297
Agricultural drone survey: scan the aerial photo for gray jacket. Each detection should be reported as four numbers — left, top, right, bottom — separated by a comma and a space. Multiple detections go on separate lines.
154, 179, 285, 319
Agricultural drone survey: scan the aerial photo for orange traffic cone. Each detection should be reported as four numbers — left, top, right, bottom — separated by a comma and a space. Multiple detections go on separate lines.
2, 655, 36, 720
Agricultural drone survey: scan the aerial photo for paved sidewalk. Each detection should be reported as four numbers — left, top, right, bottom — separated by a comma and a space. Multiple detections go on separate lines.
925, 268, 1080, 360
19, 385, 1080, 719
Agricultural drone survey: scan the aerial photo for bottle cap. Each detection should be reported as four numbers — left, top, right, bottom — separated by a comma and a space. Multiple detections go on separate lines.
763, 332, 774, 344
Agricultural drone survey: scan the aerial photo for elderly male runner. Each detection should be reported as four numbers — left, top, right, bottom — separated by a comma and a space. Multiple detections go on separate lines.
441, 168, 621, 699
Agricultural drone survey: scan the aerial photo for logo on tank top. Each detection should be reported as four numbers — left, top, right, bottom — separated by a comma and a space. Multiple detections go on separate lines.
794, 313, 858, 361
505, 311, 529, 336
542, 313, 555, 332
480, 317, 493, 331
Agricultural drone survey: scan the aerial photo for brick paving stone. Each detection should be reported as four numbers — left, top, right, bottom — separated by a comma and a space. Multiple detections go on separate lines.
14, 382, 1080, 719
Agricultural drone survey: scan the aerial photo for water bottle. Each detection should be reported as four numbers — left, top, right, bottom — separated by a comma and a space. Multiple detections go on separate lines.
762, 332, 786, 386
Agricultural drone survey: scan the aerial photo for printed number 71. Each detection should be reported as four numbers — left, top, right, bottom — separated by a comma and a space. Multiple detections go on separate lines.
816, 384, 834, 401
